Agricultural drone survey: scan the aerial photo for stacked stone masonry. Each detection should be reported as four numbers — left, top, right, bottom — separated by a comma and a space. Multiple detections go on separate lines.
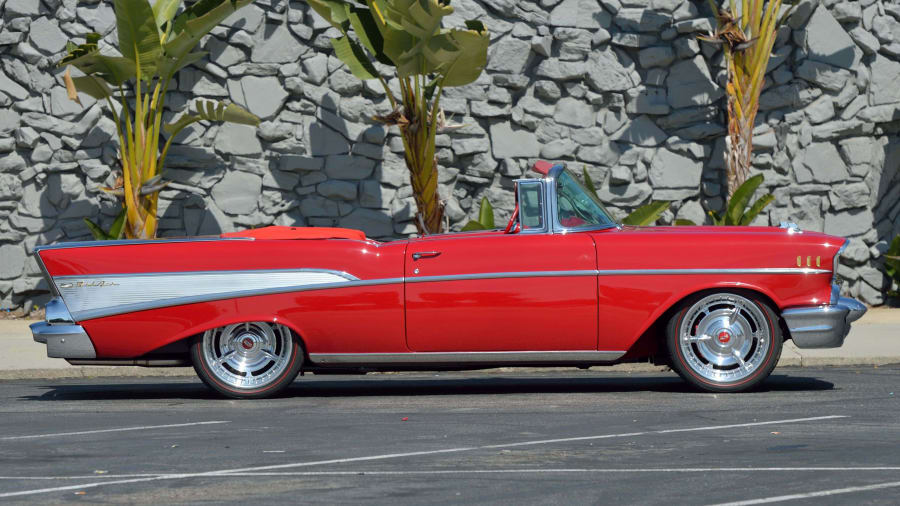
0, 0, 899, 311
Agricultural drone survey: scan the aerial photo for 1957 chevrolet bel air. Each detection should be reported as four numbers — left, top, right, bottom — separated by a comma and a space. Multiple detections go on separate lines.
30, 163, 866, 398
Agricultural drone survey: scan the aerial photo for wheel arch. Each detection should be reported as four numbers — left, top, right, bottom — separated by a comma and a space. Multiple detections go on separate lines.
622, 284, 784, 362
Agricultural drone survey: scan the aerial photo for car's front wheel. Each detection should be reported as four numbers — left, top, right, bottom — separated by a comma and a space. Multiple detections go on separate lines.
191, 322, 303, 399
666, 292, 782, 393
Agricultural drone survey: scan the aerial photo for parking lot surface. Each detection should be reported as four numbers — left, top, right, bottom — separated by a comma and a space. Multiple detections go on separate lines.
0, 366, 898, 504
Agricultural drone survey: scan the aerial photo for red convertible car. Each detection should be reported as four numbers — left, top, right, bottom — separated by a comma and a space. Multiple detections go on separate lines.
31, 163, 865, 398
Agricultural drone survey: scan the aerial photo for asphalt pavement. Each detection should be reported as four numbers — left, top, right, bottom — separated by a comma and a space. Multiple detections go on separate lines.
0, 366, 898, 504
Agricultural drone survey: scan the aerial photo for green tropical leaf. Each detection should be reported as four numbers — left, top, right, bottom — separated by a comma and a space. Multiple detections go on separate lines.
70, 75, 113, 100
114, 0, 162, 78
739, 193, 774, 225
165, 0, 253, 62
156, 51, 208, 78
726, 173, 764, 225
306, 0, 352, 31
164, 100, 259, 134
674, 219, 697, 226
331, 36, 379, 80
429, 22, 489, 87
83, 217, 112, 240
346, 4, 393, 65
476, 196, 494, 229
709, 210, 725, 226
582, 167, 599, 199
108, 209, 128, 239
152, 0, 182, 33
59, 48, 136, 85
885, 236, 900, 281
622, 201, 670, 226
461, 220, 487, 231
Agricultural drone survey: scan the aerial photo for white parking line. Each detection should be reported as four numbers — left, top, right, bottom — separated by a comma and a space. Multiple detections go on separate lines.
3, 467, 900, 481
0, 421, 231, 441
710, 480, 900, 505
0, 415, 849, 499
480, 415, 846, 449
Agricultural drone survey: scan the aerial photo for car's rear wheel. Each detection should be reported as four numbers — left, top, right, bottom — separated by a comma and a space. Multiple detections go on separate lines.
666, 292, 782, 393
191, 322, 302, 399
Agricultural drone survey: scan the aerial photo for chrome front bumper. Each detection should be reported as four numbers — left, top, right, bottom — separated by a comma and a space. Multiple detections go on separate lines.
30, 297, 97, 359
782, 294, 867, 349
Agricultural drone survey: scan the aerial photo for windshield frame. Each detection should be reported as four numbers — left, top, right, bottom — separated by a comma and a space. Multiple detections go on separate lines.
546, 165, 619, 233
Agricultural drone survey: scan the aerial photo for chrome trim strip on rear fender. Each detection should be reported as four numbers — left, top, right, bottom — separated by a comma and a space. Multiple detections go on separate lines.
54, 269, 386, 321
309, 351, 626, 364
33, 250, 60, 297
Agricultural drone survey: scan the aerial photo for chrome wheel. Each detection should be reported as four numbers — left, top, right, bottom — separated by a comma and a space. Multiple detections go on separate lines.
677, 293, 771, 383
201, 322, 294, 390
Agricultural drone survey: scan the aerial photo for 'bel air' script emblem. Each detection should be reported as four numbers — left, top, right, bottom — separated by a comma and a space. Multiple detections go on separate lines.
58, 280, 119, 289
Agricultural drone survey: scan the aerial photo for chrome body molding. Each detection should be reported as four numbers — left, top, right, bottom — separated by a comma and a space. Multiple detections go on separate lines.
309, 350, 626, 365
53, 266, 833, 321
595, 267, 831, 276
407, 267, 830, 284
782, 295, 867, 349
30, 321, 97, 359
55, 269, 371, 321
33, 236, 253, 253
45, 297, 75, 325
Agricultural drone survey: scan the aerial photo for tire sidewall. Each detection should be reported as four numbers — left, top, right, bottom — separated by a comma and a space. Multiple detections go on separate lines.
191, 329, 303, 399
667, 291, 783, 393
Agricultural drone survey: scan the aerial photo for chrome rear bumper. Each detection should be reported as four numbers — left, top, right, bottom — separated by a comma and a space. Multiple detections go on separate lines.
782, 295, 867, 349
30, 297, 97, 359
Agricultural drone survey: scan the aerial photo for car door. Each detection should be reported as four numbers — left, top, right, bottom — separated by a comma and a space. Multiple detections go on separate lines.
404, 232, 598, 351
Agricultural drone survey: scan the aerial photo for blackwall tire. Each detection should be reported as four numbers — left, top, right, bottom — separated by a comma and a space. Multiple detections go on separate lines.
190, 322, 303, 399
666, 291, 782, 393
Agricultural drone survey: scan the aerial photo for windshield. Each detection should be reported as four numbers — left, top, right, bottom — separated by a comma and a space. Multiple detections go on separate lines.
555, 170, 617, 229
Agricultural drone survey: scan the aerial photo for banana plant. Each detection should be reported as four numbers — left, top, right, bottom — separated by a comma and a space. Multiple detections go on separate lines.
708, 173, 774, 225
581, 168, 677, 226
305, 0, 489, 235
460, 197, 494, 231
59, 0, 260, 240
885, 235, 900, 297
699, 0, 797, 195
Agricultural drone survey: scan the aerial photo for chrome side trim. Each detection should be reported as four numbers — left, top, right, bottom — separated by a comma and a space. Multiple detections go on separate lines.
30, 322, 97, 359
33, 237, 254, 253
408, 267, 830, 284
33, 251, 60, 297
408, 270, 599, 283
54, 268, 359, 282
54, 265, 832, 321
45, 297, 75, 325
55, 269, 389, 321
595, 267, 831, 276
309, 351, 626, 365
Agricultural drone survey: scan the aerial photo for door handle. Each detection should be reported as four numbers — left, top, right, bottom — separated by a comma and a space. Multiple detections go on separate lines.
412, 251, 441, 260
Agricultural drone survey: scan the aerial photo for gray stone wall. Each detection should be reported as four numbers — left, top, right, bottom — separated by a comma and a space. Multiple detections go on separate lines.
1, 0, 899, 311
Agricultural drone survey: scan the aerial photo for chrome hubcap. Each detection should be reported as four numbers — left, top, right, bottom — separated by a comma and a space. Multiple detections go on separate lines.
678, 294, 770, 383
201, 322, 293, 389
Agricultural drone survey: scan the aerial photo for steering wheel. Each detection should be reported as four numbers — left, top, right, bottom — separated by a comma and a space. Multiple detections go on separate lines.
504, 203, 519, 234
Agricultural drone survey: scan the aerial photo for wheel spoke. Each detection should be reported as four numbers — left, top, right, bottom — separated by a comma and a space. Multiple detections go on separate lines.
685, 334, 713, 343
261, 349, 279, 362
728, 307, 739, 325
216, 350, 235, 365
732, 349, 749, 369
